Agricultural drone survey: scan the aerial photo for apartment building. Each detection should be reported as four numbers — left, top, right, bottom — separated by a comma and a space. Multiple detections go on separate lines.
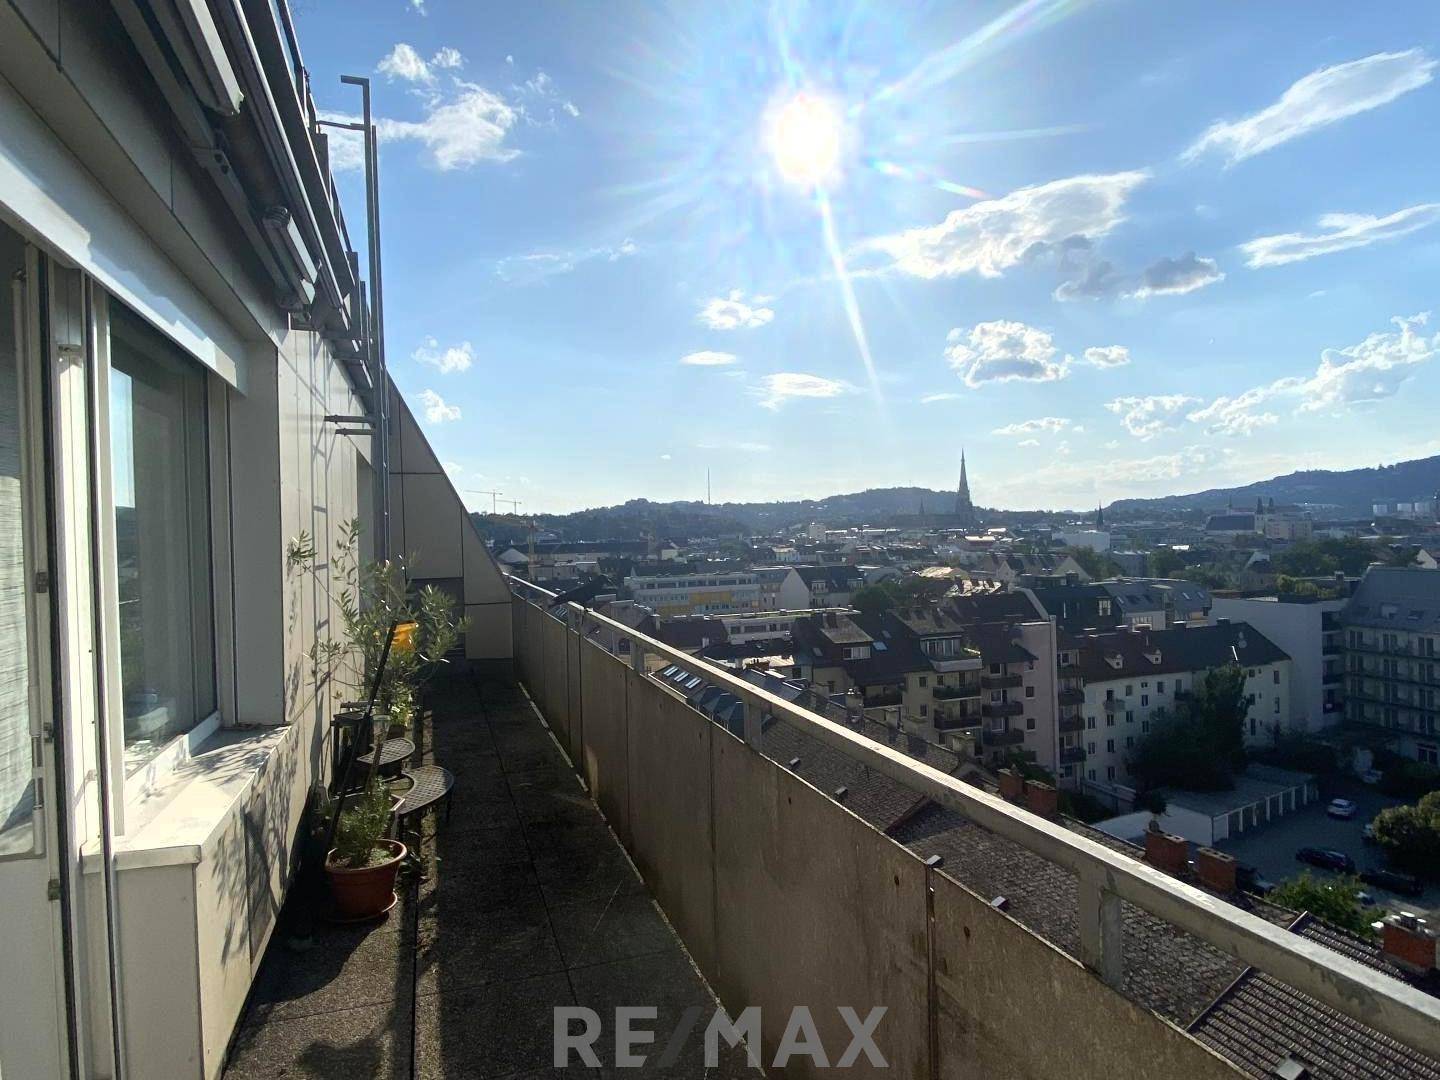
789, 608, 984, 744
624, 570, 761, 615
1073, 624, 1291, 795
0, 4, 509, 1076
1341, 567, 1440, 765
793, 563, 865, 607
1211, 593, 1347, 733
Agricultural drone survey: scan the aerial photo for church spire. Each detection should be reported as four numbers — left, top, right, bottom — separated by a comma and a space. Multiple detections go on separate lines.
955, 449, 975, 525
1095, 501, 1104, 528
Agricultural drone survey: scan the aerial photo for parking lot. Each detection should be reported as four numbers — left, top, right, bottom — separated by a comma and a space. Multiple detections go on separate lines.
1217, 780, 1438, 915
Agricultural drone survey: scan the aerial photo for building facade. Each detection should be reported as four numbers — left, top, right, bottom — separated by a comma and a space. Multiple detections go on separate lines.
1211, 594, 1347, 733
0, 4, 509, 1076
1341, 567, 1440, 765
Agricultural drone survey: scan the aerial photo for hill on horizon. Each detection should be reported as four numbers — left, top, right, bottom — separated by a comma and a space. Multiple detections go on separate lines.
472, 453, 1440, 543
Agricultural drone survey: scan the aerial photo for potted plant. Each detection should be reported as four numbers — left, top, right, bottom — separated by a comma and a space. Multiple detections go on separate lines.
324, 782, 407, 920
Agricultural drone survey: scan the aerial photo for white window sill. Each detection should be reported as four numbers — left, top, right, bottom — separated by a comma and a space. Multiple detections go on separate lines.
85, 723, 295, 872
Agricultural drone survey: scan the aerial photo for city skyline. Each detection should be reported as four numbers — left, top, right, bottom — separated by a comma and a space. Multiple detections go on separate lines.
297, 1, 1440, 514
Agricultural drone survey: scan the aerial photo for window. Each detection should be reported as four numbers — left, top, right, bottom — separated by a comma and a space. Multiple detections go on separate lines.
1125, 684, 1133, 696
1088, 769, 1096, 781
1140, 694, 1149, 707
1106, 738, 1115, 753
1026, 717, 1035, 730
1142, 720, 1150, 734
1158, 680, 1165, 693
1025, 685, 1035, 698
919, 705, 928, 718
1125, 736, 1133, 748
1087, 742, 1095, 754
110, 306, 216, 774
1126, 710, 1134, 724
1106, 715, 1115, 727
1273, 698, 1280, 714
918, 676, 928, 688
1107, 766, 1115, 780
1273, 669, 1280, 684
1086, 716, 1096, 729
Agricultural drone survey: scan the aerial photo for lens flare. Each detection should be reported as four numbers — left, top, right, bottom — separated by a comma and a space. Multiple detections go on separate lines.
765, 91, 844, 188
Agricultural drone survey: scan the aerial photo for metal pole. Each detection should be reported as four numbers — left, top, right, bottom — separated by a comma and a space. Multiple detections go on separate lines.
341, 74, 389, 562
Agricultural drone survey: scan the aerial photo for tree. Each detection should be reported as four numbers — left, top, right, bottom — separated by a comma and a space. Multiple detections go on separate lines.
1148, 548, 1186, 577
1370, 790, 1440, 878
1127, 665, 1250, 792
1066, 545, 1117, 580
851, 583, 897, 615
1268, 873, 1378, 936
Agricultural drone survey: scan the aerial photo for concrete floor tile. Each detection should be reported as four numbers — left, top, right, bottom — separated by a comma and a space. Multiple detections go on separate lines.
226, 1000, 412, 1079
414, 972, 576, 1079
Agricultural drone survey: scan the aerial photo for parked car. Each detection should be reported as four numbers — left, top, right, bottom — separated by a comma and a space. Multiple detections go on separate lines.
1360, 868, 1424, 898
1236, 863, 1276, 896
1326, 798, 1358, 819
1296, 847, 1356, 873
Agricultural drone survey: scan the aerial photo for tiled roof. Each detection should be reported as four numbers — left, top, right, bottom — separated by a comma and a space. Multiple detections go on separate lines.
1188, 914, 1440, 1080
943, 590, 1044, 624
795, 564, 863, 588
1342, 566, 1440, 632
1073, 622, 1287, 681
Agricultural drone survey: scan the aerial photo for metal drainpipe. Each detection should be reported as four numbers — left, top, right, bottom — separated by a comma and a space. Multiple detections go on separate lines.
340, 75, 389, 562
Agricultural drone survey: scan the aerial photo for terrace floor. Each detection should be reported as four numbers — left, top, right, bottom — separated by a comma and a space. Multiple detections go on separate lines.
224, 670, 751, 1078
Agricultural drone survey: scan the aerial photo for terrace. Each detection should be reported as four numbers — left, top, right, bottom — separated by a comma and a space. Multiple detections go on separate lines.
228, 581, 1440, 1077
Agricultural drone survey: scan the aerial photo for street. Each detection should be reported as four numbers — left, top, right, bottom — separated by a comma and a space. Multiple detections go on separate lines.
1217, 780, 1438, 915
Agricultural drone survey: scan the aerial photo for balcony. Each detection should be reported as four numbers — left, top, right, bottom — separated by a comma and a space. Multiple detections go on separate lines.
1059, 714, 1085, 734
1103, 698, 1123, 713
1061, 746, 1088, 764
1059, 687, 1085, 707
982, 672, 1023, 689
933, 713, 982, 732
934, 682, 981, 701
982, 699, 1024, 719
982, 726, 1027, 747
863, 689, 903, 708
230, 581, 1440, 1078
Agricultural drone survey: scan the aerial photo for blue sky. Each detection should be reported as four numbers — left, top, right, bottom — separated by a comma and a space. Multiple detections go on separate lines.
296, 1, 1440, 514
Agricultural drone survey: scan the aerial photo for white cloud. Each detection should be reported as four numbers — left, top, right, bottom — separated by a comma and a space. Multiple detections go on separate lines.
495, 239, 636, 283
378, 43, 433, 83
1017, 439, 1040, 447
754, 373, 850, 410
1186, 312, 1438, 434
412, 337, 474, 374
698, 290, 775, 330
679, 350, 738, 367
1186, 387, 1281, 436
1128, 252, 1224, 298
659, 454, 672, 461
325, 87, 520, 171
1109, 446, 1223, 483
418, 389, 461, 423
993, 417, 1070, 436
1055, 252, 1223, 301
432, 46, 463, 69
1105, 394, 1200, 440
1185, 50, 1436, 164
442, 461, 463, 476
945, 321, 1070, 387
1240, 204, 1440, 267
408, 0, 426, 14
1083, 345, 1131, 368
864, 171, 1148, 279
920, 392, 964, 404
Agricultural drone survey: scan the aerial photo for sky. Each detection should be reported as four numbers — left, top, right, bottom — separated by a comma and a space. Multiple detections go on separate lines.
294, 0, 1440, 514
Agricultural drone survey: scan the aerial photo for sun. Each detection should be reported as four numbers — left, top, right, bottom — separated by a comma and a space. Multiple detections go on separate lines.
765, 91, 844, 188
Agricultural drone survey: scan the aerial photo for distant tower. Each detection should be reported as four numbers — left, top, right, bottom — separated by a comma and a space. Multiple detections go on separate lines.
1095, 502, 1105, 528
1255, 496, 1265, 515
955, 450, 976, 526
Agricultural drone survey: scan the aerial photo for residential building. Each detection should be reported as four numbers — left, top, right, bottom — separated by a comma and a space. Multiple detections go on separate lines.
1211, 593, 1347, 732
1341, 567, 1440, 765
751, 565, 813, 610
624, 570, 761, 615
0, 5, 510, 1075
957, 551, 1090, 584
1054, 528, 1111, 552
792, 563, 865, 607
1073, 623, 1292, 797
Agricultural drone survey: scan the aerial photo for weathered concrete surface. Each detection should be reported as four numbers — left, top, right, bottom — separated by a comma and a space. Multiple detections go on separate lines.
578, 643, 631, 847
710, 731, 931, 1079
930, 868, 1242, 1080
625, 670, 719, 979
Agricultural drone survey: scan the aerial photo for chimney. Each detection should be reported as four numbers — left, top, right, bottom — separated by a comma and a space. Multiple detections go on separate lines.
1381, 913, 1438, 976
1143, 829, 1190, 876
997, 769, 1025, 802
1195, 847, 1237, 894
1023, 779, 1059, 818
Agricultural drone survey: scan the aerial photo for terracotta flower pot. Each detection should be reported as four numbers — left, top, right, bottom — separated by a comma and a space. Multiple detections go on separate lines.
325, 839, 407, 921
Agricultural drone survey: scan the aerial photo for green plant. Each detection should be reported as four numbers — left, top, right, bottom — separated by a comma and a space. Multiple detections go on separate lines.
1127, 665, 1250, 792
329, 783, 395, 869
288, 519, 470, 724
1370, 790, 1440, 878
1268, 872, 1379, 936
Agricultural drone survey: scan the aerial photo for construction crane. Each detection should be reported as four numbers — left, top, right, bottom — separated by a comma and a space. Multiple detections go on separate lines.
464, 488, 503, 514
